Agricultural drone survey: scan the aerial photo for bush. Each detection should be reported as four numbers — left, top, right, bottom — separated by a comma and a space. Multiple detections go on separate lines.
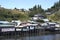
36, 19, 44, 23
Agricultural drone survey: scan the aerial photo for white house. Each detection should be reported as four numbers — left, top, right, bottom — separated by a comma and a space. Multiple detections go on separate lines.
12, 20, 22, 27
45, 12, 52, 15
32, 14, 45, 20
42, 19, 49, 22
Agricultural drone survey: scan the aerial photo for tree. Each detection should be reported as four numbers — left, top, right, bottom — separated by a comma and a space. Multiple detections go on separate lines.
29, 5, 45, 17
0, 6, 29, 21
47, 0, 60, 12
36, 19, 44, 23
48, 10, 60, 22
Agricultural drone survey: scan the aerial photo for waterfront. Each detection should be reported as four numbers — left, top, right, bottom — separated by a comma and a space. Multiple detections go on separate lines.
0, 32, 60, 40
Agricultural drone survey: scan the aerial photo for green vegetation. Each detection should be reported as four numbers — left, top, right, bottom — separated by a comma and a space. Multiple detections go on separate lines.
0, 5, 46, 22
46, 0, 60, 12
48, 10, 60, 22
29, 5, 45, 17
0, 7, 29, 21
47, 1, 60, 23
36, 19, 44, 23
0, 0, 60, 22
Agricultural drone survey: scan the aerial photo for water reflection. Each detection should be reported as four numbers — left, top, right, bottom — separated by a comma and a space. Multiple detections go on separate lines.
0, 33, 60, 40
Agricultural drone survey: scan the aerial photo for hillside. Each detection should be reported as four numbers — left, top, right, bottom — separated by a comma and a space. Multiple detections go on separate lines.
0, 7, 29, 21
48, 9, 60, 22
0, 5, 46, 22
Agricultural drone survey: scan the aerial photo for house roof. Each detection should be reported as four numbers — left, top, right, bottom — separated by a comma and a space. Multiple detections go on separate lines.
42, 19, 49, 22
0, 21, 9, 23
34, 14, 44, 17
48, 22, 56, 24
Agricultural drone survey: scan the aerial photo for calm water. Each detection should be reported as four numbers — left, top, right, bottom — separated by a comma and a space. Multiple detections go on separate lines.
0, 32, 60, 40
